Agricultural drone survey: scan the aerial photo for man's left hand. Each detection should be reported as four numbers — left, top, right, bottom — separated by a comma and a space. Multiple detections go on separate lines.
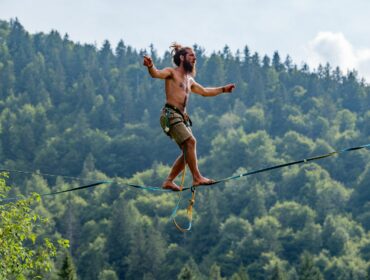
224, 84, 236, 93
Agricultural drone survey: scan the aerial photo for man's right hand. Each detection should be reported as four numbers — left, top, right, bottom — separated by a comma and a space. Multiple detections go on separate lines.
143, 55, 153, 68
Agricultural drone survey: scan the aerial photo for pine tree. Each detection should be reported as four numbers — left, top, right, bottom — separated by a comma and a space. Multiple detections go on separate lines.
230, 266, 251, 280
177, 265, 195, 280
209, 263, 224, 280
268, 263, 287, 280
176, 258, 203, 280
58, 252, 77, 280
298, 252, 323, 280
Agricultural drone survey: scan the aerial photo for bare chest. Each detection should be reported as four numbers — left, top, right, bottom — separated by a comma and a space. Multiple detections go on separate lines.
178, 77, 191, 93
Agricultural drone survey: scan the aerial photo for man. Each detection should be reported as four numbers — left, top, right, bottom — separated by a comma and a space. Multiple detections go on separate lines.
143, 43, 235, 191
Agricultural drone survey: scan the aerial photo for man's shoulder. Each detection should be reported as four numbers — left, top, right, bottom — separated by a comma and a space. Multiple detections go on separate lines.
188, 76, 195, 82
163, 66, 175, 72
163, 67, 175, 77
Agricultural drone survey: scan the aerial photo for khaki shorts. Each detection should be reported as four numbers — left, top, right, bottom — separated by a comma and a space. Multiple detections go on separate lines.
160, 108, 192, 145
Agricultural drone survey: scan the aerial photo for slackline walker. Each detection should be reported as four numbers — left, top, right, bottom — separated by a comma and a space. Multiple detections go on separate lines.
1, 143, 370, 232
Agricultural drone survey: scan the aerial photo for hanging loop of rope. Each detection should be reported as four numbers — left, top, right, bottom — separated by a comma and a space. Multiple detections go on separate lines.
171, 146, 197, 232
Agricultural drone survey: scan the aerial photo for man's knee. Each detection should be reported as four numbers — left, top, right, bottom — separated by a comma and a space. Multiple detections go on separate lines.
183, 136, 196, 148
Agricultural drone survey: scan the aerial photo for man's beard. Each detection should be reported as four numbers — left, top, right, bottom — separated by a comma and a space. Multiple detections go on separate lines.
183, 60, 195, 75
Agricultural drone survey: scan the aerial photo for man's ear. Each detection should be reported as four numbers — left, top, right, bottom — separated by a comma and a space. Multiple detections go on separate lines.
180, 55, 185, 62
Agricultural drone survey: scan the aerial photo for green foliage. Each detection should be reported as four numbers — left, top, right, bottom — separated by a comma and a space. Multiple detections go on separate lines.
298, 252, 323, 280
177, 258, 203, 280
0, 173, 68, 279
230, 266, 250, 280
57, 251, 77, 280
99, 269, 118, 280
209, 263, 225, 280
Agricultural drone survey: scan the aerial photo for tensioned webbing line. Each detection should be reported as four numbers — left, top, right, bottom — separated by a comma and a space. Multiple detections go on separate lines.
1, 143, 369, 195
181, 143, 370, 190
1, 143, 370, 230
161, 143, 370, 231
0, 167, 113, 202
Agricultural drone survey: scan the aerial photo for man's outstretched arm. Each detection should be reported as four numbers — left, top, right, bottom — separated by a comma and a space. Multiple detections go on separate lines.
191, 81, 235, 97
143, 55, 172, 79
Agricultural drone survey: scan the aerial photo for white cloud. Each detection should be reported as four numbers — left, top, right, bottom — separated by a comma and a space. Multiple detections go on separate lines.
357, 49, 370, 80
306, 31, 370, 82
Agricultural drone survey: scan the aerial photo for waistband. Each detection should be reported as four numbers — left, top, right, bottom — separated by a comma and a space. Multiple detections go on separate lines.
164, 103, 192, 127
164, 103, 186, 118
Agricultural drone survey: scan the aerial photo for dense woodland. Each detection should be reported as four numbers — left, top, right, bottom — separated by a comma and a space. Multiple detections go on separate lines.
1, 19, 370, 279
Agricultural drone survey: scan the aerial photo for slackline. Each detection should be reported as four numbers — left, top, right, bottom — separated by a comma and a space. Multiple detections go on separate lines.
1, 143, 369, 199
1, 143, 369, 232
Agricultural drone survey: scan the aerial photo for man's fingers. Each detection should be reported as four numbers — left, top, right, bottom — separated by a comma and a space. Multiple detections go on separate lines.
143, 56, 152, 66
144, 57, 152, 63
228, 84, 235, 92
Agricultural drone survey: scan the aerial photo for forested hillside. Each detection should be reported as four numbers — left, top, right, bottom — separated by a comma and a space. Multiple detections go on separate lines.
1, 19, 370, 279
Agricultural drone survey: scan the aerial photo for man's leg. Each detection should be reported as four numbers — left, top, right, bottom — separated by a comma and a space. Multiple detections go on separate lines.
162, 152, 186, 191
183, 136, 214, 186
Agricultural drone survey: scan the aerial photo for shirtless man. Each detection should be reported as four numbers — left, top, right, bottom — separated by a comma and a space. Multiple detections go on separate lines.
143, 43, 235, 191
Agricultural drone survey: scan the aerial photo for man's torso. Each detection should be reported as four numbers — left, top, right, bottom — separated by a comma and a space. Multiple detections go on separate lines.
164, 69, 194, 113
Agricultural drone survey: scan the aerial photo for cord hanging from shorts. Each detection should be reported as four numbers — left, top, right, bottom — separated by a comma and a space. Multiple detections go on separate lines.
171, 146, 196, 232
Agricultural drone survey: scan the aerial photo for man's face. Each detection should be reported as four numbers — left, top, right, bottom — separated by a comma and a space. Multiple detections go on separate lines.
183, 50, 196, 73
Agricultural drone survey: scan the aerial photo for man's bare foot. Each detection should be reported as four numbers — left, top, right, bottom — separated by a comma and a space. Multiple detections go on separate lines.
162, 180, 182, 191
192, 176, 216, 187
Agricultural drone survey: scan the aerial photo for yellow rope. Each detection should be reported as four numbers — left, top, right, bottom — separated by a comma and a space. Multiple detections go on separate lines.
172, 147, 197, 232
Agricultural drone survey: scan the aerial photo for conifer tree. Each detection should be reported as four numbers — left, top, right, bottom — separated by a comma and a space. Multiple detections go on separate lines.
58, 252, 77, 280
298, 252, 323, 280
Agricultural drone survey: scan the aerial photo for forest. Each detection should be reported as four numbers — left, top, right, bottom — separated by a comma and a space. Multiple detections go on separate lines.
0, 18, 370, 279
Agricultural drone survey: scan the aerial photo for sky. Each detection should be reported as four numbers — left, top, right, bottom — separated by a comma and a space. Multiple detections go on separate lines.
1, 0, 370, 81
